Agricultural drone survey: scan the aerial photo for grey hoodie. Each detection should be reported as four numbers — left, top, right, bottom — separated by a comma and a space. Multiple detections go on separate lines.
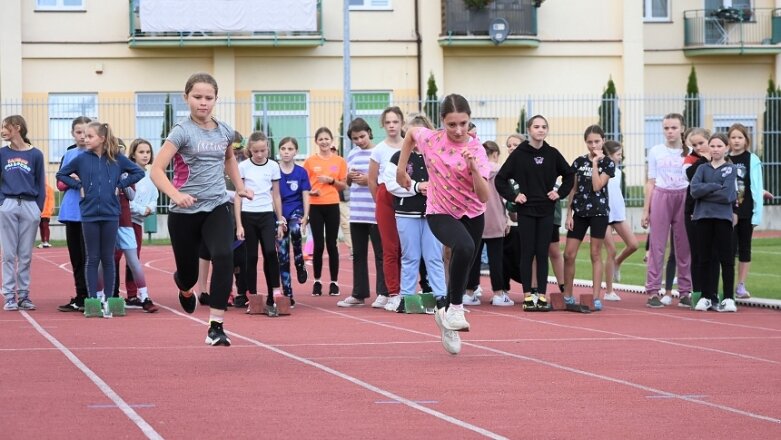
689, 161, 737, 222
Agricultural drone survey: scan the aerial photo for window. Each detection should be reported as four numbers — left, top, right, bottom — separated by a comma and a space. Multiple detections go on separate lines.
351, 92, 392, 143
36, 0, 85, 11
48, 94, 97, 162
713, 116, 756, 149
643, 0, 669, 21
472, 118, 497, 144
349, 0, 391, 11
643, 116, 664, 158
135, 93, 190, 152
253, 93, 309, 158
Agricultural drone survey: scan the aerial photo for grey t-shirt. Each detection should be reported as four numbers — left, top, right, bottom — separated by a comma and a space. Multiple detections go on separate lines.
166, 117, 232, 213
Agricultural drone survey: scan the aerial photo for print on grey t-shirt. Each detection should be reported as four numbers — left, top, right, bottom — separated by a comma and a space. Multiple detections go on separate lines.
166, 117, 232, 213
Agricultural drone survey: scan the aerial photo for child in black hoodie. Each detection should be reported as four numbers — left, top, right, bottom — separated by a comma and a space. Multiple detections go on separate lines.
495, 115, 574, 311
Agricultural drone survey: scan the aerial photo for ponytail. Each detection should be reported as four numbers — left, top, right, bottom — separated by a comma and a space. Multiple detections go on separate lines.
88, 121, 120, 161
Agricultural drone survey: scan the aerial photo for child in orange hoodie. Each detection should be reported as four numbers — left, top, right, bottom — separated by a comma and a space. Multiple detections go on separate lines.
37, 183, 54, 248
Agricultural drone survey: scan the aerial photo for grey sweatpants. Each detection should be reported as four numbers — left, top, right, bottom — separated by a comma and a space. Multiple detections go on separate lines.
0, 199, 41, 301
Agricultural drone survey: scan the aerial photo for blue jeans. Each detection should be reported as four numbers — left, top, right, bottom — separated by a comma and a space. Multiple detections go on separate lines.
396, 216, 446, 299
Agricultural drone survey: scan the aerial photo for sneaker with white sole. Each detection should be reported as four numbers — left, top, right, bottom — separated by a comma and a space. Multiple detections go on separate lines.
434, 308, 461, 355
677, 295, 692, 308
384, 295, 402, 312
337, 296, 365, 307
371, 295, 388, 308
4, 298, 18, 311
490, 292, 515, 307
603, 292, 621, 301
735, 282, 750, 299
462, 293, 481, 306
660, 295, 673, 306
694, 297, 712, 311
443, 306, 470, 331
473, 286, 483, 298
205, 321, 231, 346
17, 298, 36, 311
717, 298, 737, 312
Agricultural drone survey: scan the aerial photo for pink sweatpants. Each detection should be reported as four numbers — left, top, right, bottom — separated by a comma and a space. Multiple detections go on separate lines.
645, 187, 691, 296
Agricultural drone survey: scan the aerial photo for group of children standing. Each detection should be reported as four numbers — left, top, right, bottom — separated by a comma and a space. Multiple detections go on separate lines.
2, 72, 766, 355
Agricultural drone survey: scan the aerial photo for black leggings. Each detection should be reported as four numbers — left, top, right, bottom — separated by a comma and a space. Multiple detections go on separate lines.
517, 214, 554, 294
168, 203, 234, 310
64, 221, 88, 299
732, 217, 753, 262
696, 218, 735, 302
309, 203, 340, 281
468, 237, 504, 292
241, 211, 280, 294
684, 214, 701, 293
427, 214, 484, 306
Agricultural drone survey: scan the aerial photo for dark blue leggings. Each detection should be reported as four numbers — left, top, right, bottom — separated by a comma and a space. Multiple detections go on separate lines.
82, 220, 119, 298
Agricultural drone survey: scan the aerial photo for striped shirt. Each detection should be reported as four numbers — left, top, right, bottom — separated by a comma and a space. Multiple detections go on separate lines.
346, 146, 376, 223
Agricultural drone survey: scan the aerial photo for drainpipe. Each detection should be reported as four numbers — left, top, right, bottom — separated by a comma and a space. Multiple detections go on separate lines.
415, 0, 422, 111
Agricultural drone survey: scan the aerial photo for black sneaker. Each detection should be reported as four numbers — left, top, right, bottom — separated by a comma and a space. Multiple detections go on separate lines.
198, 292, 210, 306
296, 266, 308, 284
312, 281, 323, 296
125, 297, 144, 309
205, 321, 231, 346
329, 282, 340, 296
646, 296, 664, 308
178, 291, 196, 314
290, 297, 296, 308
58, 297, 84, 312
678, 295, 692, 308
233, 294, 249, 308
142, 298, 159, 313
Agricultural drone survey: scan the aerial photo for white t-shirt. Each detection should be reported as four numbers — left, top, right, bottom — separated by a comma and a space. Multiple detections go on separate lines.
238, 158, 280, 212
608, 167, 625, 223
646, 143, 687, 190
369, 141, 400, 186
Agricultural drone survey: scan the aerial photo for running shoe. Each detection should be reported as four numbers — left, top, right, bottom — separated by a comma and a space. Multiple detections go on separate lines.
205, 321, 231, 346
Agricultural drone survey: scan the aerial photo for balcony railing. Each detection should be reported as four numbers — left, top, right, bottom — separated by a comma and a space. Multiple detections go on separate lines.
442, 0, 537, 41
683, 8, 781, 50
128, 0, 323, 48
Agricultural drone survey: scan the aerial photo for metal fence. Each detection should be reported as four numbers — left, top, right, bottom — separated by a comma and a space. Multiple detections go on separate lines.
3, 93, 780, 213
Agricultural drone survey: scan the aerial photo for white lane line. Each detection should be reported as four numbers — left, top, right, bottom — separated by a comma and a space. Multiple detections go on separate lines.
156, 304, 509, 440
19, 311, 164, 440
303, 304, 781, 425
609, 305, 781, 333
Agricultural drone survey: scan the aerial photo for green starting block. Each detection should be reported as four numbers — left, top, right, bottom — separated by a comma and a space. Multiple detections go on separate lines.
83, 298, 103, 318
402, 293, 437, 314
107, 297, 126, 317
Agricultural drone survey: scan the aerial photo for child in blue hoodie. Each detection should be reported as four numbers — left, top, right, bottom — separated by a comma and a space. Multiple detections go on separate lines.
56, 122, 144, 317
690, 133, 738, 313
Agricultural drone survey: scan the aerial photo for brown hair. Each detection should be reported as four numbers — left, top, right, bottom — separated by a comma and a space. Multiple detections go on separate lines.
2, 115, 31, 145
128, 138, 153, 164
184, 72, 218, 96
87, 121, 120, 161
603, 140, 623, 157
483, 140, 500, 156
347, 117, 373, 140
526, 114, 549, 129
583, 124, 605, 140
279, 137, 299, 150
441, 94, 471, 118
406, 112, 434, 130
71, 116, 92, 130
245, 131, 269, 158
727, 123, 752, 152
663, 112, 689, 156
380, 106, 404, 128
314, 126, 333, 141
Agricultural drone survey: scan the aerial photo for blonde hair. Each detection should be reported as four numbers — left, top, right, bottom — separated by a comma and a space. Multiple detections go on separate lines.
87, 121, 120, 161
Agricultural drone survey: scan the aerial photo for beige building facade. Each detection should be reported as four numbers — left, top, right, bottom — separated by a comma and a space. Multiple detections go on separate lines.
2, 0, 781, 164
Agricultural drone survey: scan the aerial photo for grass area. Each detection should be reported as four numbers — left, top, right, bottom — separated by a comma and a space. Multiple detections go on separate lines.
569, 237, 781, 301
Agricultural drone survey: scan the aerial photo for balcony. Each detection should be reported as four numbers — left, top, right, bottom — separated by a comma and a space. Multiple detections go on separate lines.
128, 0, 323, 48
683, 8, 781, 56
440, 0, 539, 47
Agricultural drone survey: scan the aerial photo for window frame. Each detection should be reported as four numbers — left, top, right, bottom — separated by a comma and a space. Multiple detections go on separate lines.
642, 0, 670, 22
47, 93, 98, 163
350, 91, 393, 147
713, 115, 757, 150
134, 92, 190, 153
35, 0, 86, 12
349, 0, 392, 11
252, 92, 310, 159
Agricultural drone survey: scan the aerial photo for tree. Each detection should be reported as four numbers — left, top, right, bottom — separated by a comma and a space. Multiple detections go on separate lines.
423, 72, 440, 128
763, 78, 781, 204
597, 76, 622, 141
515, 106, 527, 135
255, 117, 275, 157
683, 66, 701, 129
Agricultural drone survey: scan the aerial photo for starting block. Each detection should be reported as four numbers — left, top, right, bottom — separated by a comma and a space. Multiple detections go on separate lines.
549, 292, 566, 311
401, 293, 437, 314
579, 294, 595, 311
107, 297, 126, 317
275, 295, 292, 316
246, 294, 266, 315
83, 298, 103, 318
247, 294, 291, 317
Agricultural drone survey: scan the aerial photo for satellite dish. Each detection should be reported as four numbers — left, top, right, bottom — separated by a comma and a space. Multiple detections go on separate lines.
489, 18, 509, 44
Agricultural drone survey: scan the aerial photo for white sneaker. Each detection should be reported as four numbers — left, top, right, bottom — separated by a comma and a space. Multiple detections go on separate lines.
434, 308, 461, 355
660, 295, 673, 306
4, 298, 18, 311
371, 296, 388, 308
603, 292, 621, 301
102, 301, 113, 319
337, 296, 365, 307
462, 293, 481, 306
384, 295, 402, 312
473, 286, 483, 298
490, 292, 515, 306
717, 298, 737, 313
443, 306, 470, 331
694, 297, 712, 311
